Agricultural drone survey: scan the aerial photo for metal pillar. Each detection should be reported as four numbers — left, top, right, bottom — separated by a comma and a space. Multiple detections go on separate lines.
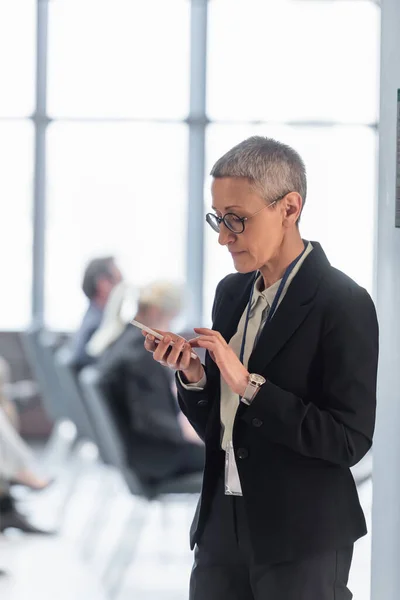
371, 0, 400, 597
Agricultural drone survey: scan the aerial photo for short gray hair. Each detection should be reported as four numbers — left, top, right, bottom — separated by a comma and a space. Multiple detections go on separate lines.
211, 136, 307, 217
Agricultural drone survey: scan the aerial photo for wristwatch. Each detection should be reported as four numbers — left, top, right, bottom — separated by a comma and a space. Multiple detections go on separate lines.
241, 373, 266, 405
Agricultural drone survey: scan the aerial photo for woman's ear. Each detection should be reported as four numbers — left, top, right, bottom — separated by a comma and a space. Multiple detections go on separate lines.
283, 192, 302, 226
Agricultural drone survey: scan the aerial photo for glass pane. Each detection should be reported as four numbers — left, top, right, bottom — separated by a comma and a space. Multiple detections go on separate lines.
46, 122, 188, 330
204, 124, 376, 324
0, 122, 33, 329
48, 0, 190, 119
0, 1, 36, 117
207, 0, 380, 124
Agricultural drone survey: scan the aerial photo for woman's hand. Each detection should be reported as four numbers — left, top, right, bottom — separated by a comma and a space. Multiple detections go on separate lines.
142, 330, 205, 384
190, 328, 249, 396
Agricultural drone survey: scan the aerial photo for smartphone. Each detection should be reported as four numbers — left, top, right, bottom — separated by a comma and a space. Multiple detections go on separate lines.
130, 319, 198, 360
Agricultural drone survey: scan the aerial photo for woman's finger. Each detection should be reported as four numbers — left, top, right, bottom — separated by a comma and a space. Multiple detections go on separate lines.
166, 337, 186, 368
193, 339, 215, 350
176, 344, 192, 371
144, 334, 158, 353
153, 335, 174, 362
193, 328, 227, 345
189, 335, 219, 348
193, 328, 223, 337
190, 340, 216, 361
192, 340, 219, 362
188, 336, 217, 362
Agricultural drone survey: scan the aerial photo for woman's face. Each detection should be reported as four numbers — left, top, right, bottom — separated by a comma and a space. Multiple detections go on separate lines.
211, 177, 288, 273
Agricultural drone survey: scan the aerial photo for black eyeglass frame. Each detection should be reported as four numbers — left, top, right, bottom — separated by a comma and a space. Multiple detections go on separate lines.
205, 192, 290, 234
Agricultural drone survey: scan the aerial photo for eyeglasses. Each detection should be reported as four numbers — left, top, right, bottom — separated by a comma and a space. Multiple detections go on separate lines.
205, 193, 288, 234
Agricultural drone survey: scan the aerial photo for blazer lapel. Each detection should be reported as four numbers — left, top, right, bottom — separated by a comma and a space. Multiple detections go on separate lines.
248, 243, 329, 374
214, 273, 255, 345
205, 273, 254, 380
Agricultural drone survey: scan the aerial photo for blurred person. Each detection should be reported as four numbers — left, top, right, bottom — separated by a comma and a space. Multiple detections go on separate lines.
0, 357, 53, 534
0, 406, 51, 492
86, 280, 137, 360
0, 426, 10, 579
70, 256, 122, 371
143, 136, 379, 600
0, 356, 19, 429
98, 281, 204, 485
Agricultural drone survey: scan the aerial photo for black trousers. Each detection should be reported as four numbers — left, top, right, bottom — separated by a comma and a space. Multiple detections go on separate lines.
190, 477, 353, 600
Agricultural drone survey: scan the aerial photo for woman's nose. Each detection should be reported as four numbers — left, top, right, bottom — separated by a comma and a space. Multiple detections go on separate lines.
218, 223, 235, 246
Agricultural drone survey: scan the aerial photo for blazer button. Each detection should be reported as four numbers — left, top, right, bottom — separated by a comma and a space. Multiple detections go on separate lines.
237, 448, 248, 459
197, 399, 208, 407
252, 418, 263, 427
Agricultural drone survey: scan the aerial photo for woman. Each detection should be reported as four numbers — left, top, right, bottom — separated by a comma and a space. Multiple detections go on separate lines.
0, 406, 50, 490
0, 357, 53, 535
0, 357, 50, 491
143, 136, 378, 600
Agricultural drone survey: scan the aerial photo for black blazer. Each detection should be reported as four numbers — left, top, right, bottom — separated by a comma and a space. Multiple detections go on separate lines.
177, 242, 379, 564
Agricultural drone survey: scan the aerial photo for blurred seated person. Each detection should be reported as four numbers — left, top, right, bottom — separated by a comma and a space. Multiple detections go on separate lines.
0, 357, 53, 534
0, 406, 51, 492
70, 256, 122, 371
86, 280, 134, 361
97, 281, 204, 485
0, 356, 19, 430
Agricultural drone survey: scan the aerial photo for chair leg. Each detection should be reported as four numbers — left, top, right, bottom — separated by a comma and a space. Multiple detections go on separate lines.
80, 469, 121, 562
42, 419, 77, 470
102, 499, 149, 599
56, 440, 98, 531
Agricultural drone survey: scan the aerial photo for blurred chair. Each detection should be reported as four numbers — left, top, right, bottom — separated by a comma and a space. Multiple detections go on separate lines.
18, 327, 83, 532
54, 346, 98, 443
79, 366, 202, 599
21, 325, 64, 423
21, 326, 78, 465
39, 331, 75, 423
48, 345, 105, 527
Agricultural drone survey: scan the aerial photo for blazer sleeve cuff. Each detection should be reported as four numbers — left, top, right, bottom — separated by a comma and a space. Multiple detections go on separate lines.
241, 380, 292, 427
176, 370, 207, 391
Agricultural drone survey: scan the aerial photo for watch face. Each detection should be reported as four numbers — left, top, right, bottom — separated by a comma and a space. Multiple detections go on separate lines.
250, 373, 266, 385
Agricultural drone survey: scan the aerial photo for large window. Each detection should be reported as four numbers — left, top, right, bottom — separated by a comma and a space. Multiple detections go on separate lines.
45, 122, 187, 329
0, 0, 35, 329
47, 0, 190, 119
207, 0, 379, 124
0, 0, 36, 117
43, 0, 190, 329
2, 0, 380, 334
0, 122, 34, 329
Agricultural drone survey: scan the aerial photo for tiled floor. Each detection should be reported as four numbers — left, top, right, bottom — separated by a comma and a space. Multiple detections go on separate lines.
0, 455, 372, 600
0, 535, 107, 600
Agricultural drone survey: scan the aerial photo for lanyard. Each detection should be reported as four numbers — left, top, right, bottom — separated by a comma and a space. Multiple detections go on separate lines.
239, 245, 307, 364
